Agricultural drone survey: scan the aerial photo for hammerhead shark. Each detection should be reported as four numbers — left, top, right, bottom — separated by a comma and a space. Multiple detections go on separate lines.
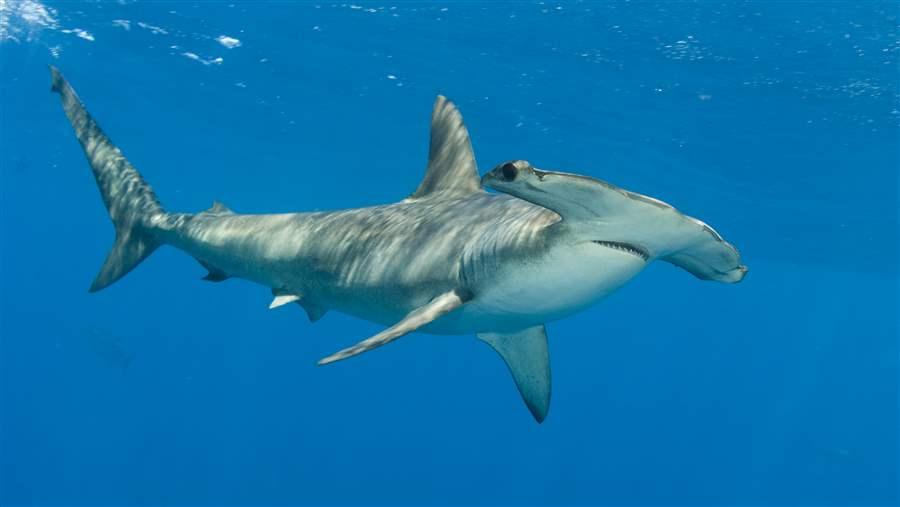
50, 66, 746, 422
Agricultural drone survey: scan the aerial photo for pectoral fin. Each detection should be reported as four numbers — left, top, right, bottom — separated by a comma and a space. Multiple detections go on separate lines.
478, 325, 551, 423
318, 289, 470, 365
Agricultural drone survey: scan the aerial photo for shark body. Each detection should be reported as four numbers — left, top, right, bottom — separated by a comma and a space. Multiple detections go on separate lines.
51, 66, 746, 422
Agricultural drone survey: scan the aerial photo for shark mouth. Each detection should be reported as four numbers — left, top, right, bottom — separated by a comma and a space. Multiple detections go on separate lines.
592, 240, 650, 261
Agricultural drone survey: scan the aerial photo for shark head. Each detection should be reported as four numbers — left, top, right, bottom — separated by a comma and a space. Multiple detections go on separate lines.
483, 160, 748, 284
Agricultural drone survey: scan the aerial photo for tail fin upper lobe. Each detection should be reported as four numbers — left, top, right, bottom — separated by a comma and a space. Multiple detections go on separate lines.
50, 66, 165, 291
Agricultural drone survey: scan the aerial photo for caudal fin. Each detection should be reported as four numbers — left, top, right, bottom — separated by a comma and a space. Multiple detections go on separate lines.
50, 66, 165, 292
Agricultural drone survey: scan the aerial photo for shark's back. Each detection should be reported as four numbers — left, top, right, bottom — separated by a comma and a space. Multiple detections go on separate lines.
300, 193, 558, 288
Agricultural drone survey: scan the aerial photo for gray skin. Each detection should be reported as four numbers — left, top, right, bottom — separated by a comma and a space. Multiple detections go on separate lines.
158, 193, 561, 333
50, 66, 746, 422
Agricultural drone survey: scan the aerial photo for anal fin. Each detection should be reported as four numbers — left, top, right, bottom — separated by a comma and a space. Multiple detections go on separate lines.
198, 259, 229, 282
478, 325, 551, 423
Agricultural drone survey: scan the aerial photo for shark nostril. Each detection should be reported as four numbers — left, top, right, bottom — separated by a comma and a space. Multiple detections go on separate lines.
500, 162, 518, 181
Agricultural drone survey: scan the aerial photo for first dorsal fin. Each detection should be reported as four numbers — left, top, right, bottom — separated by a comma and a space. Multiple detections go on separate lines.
409, 96, 481, 199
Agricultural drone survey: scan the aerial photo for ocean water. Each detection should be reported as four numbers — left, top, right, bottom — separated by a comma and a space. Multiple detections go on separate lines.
1, 1, 898, 505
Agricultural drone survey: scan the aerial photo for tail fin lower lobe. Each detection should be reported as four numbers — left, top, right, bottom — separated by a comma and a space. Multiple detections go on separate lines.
50, 66, 165, 291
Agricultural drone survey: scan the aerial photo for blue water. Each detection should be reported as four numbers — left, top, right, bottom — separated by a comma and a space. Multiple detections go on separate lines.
1, 1, 898, 505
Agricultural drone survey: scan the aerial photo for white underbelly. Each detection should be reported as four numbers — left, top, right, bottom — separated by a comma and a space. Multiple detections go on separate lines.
445, 242, 647, 333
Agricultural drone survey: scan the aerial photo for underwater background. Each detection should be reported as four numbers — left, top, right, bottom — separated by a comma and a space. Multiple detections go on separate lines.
1, 1, 897, 505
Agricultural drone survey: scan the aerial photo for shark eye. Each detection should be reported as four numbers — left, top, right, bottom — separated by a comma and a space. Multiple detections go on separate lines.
500, 162, 518, 182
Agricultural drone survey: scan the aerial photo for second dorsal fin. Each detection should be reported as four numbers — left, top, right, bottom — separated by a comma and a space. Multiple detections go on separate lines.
206, 200, 234, 215
409, 96, 481, 199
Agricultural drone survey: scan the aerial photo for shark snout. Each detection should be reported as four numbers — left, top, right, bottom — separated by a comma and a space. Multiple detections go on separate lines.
712, 264, 749, 283
729, 264, 749, 283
